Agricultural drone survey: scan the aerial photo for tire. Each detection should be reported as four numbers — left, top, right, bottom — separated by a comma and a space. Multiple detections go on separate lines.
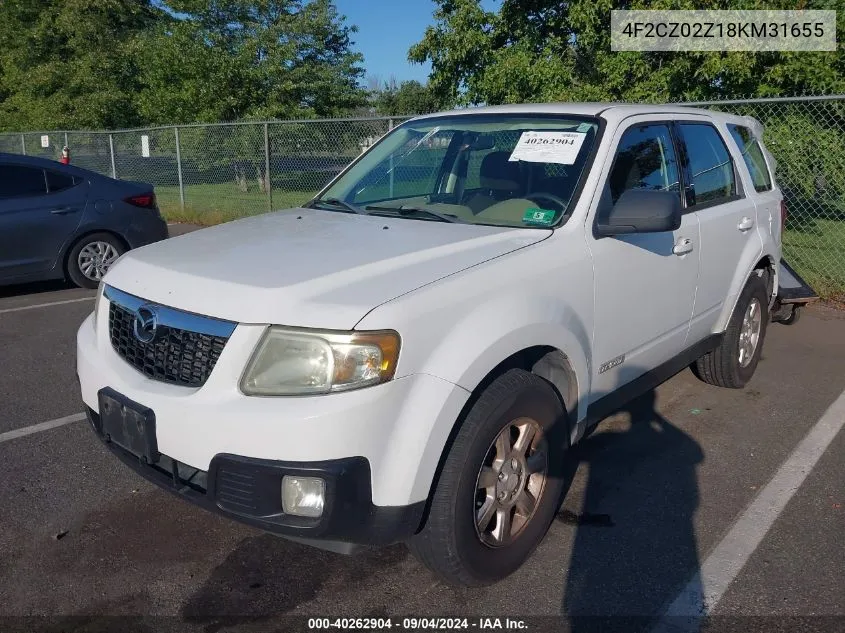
781, 305, 802, 326
409, 369, 568, 587
66, 232, 126, 289
693, 273, 769, 389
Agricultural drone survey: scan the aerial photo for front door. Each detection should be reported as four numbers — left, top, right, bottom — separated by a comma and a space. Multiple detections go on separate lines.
0, 163, 87, 280
588, 119, 700, 397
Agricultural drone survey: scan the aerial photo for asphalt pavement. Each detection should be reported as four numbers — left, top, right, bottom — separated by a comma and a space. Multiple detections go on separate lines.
0, 227, 843, 632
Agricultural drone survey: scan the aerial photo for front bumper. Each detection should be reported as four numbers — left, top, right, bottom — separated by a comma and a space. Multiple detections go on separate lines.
85, 405, 424, 549
77, 303, 470, 508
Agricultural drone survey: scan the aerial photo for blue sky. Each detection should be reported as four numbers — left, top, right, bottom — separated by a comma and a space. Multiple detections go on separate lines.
334, 0, 501, 86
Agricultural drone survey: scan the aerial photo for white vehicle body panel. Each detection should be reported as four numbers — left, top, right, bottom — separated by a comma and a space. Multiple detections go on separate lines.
103, 209, 548, 329
77, 310, 471, 506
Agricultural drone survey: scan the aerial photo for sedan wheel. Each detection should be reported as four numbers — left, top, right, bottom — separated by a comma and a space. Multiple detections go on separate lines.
67, 233, 126, 289
78, 241, 120, 282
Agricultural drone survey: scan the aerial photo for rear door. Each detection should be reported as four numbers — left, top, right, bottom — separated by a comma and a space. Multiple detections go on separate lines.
0, 162, 88, 279
726, 122, 782, 257
675, 120, 763, 343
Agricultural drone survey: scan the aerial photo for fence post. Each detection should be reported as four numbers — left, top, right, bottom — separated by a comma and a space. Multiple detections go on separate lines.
20, 134, 25, 155
64, 131, 68, 148
388, 118, 394, 130
264, 122, 272, 211
108, 133, 117, 179
174, 126, 185, 211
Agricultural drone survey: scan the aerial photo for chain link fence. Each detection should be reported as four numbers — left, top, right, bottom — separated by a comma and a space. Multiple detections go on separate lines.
1, 117, 412, 225
1, 97, 844, 299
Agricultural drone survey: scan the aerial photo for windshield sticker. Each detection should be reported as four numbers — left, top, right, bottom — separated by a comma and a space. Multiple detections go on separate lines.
509, 131, 587, 165
523, 208, 556, 226
576, 122, 593, 133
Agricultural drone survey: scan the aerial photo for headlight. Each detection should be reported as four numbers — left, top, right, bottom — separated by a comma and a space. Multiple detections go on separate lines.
92, 281, 105, 330
240, 328, 401, 396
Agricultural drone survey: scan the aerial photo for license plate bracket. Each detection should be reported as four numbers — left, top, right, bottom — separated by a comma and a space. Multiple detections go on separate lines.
98, 388, 159, 464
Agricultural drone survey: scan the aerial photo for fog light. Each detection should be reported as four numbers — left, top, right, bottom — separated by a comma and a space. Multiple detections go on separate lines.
281, 476, 325, 518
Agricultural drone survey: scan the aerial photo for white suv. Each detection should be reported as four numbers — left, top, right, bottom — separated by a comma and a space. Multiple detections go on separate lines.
76, 104, 783, 586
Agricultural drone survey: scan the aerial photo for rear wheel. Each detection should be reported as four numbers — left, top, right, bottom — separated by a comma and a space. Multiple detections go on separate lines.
67, 233, 125, 289
693, 274, 769, 389
409, 369, 568, 586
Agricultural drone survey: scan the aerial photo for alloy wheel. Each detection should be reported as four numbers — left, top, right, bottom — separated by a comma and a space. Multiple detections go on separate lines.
738, 297, 762, 367
474, 417, 548, 548
78, 241, 119, 281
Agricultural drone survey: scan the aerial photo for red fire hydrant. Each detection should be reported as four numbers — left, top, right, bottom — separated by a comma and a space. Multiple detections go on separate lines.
59, 146, 70, 164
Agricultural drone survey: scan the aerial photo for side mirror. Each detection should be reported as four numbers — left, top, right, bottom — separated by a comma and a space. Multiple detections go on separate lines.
596, 189, 682, 236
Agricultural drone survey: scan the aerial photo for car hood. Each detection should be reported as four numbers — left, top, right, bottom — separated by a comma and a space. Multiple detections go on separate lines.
104, 208, 550, 328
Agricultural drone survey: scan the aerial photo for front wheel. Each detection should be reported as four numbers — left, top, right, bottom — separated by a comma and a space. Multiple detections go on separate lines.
409, 369, 568, 586
693, 274, 769, 389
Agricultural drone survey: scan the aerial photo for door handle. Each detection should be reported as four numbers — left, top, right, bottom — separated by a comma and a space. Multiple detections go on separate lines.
673, 237, 694, 256
737, 216, 754, 231
50, 206, 78, 215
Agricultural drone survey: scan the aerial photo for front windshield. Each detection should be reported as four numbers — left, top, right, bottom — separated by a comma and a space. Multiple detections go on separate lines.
313, 114, 600, 228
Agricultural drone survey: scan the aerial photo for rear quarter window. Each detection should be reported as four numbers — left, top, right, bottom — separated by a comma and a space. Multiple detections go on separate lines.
45, 169, 78, 193
727, 124, 773, 192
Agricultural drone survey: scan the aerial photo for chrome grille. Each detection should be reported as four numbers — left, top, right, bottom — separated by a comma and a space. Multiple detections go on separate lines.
104, 285, 237, 388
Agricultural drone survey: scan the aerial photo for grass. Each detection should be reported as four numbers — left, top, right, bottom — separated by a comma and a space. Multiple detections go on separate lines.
156, 183, 317, 226
783, 218, 845, 302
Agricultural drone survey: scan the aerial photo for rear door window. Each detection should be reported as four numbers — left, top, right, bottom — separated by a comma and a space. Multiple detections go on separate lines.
727, 124, 773, 192
676, 123, 737, 207
0, 165, 47, 199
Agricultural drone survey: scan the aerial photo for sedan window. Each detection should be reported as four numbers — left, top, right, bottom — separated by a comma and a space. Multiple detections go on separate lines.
0, 165, 47, 199
46, 169, 77, 193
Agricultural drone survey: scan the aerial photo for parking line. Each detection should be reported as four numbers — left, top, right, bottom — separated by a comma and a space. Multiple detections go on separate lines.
652, 387, 845, 631
0, 297, 93, 315
0, 413, 86, 445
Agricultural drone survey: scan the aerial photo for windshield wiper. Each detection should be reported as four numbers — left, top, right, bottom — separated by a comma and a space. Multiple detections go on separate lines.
309, 198, 369, 215
365, 205, 463, 224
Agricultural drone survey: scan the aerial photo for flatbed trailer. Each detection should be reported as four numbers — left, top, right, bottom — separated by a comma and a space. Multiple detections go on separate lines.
772, 258, 820, 325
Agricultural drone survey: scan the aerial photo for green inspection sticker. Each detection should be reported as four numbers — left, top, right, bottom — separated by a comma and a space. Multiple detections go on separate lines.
523, 207, 556, 225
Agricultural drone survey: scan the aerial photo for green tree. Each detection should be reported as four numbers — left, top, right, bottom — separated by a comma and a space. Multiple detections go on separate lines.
371, 78, 442, 115
409, 0, 845, 106
138, 0, 367, 124
0, 0, 366, 131
0, 0, 160, 131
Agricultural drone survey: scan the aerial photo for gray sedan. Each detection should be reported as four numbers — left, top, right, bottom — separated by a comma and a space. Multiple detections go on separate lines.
0, 153, 168, 289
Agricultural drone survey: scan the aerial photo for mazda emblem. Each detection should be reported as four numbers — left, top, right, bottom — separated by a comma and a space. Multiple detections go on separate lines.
133, 304, 159, 344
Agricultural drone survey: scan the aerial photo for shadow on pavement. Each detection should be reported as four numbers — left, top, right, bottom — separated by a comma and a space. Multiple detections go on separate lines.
0, 278, 73, 299
562, 388, 704, 632
181, 534, 408, 632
